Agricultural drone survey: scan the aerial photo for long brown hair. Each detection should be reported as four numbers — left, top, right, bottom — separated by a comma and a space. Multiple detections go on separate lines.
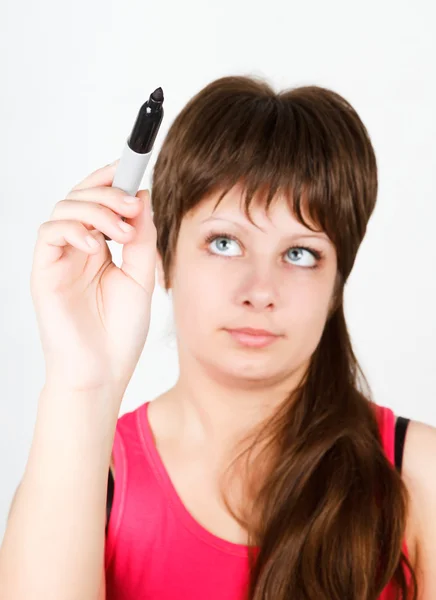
151, 75, 418, 600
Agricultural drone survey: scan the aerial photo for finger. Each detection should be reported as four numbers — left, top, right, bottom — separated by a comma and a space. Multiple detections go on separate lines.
120, 189, 157, 292
48, 199, 140, 245
52, 187, 143, 222
32, 220, 104, 271
69, 159, 120, 193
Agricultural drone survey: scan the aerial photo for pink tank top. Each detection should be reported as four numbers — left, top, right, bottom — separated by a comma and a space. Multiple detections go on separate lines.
104, 402, 411, 599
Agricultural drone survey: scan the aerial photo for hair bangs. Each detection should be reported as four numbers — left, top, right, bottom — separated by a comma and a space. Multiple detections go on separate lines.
179, 93, 340, 240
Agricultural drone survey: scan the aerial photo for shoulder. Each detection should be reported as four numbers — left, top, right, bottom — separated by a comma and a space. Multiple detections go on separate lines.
400, 417, 436, 594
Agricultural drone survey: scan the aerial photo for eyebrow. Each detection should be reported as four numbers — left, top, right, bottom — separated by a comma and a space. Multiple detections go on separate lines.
200, 216, 331, 242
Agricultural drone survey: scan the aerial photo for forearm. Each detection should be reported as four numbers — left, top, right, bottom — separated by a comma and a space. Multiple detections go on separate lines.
0, 381, 123, 600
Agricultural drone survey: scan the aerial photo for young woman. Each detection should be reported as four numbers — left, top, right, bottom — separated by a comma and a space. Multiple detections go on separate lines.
1, 76, 435, 600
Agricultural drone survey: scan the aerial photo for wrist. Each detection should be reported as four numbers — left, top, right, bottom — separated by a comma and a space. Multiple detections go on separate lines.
40, 379, 125, 428
43, 375, 127, 398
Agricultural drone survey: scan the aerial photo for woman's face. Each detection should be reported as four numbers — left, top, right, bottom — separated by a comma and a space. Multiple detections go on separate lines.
157, 183, 338, 387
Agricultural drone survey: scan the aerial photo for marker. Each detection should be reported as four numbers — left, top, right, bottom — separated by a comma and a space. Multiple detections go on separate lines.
105, 86, 164, 240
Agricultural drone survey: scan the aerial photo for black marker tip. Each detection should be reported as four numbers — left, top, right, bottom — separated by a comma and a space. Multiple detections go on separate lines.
150, 87, 164, 102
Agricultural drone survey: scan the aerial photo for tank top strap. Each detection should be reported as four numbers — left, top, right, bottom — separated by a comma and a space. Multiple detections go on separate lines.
105, 402, 153, 571
373, 403, 395, 466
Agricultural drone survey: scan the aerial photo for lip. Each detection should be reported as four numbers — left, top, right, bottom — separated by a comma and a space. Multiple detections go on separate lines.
225, 328, 280, 348
227, 327, 279, 337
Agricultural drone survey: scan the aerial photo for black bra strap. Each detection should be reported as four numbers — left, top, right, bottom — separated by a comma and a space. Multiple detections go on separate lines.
105, 468, 114, 535
395, 416, 410, 474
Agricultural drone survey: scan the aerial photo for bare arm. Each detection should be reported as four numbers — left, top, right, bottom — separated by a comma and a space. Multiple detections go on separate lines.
402, 419, 436, 599
0, 381, 123, 600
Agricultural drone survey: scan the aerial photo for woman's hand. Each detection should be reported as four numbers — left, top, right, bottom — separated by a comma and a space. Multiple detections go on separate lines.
30, 161, 157, 392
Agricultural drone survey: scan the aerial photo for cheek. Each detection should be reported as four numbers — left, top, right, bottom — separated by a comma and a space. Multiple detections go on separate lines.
285, 294, 332, 359
298, 302, 329, 337
290, 281, 332, 323
171, 263, 226, 331
281, 275, 332, 328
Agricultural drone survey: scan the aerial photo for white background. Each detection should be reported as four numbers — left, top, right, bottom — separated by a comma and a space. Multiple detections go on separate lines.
0, 0, 435, 541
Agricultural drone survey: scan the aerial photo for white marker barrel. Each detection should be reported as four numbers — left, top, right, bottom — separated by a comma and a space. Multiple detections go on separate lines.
112, 140, 152, 197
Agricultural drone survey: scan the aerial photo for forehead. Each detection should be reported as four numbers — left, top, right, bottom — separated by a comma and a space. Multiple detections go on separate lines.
187, 181, 326, 238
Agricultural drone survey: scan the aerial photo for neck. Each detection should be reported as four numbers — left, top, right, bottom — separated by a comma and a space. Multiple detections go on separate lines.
165, 355, 306, 457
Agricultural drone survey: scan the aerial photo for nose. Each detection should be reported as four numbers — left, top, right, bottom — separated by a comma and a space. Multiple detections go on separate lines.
236, 266, 279, 311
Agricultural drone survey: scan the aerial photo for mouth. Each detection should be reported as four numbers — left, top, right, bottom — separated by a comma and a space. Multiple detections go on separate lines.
228, 327, 279, 336
225, 328, 280, 348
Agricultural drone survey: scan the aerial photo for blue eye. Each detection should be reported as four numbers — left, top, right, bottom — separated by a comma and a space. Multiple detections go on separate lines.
285, 247, 319, 268
207, 235, 241, 256
204, 232, 323, 270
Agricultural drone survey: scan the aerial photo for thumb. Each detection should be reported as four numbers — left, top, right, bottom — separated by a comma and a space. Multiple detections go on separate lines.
120, 189, 157, 293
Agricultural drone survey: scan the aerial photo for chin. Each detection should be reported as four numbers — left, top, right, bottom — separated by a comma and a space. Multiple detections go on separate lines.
213, 356, 285, 384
